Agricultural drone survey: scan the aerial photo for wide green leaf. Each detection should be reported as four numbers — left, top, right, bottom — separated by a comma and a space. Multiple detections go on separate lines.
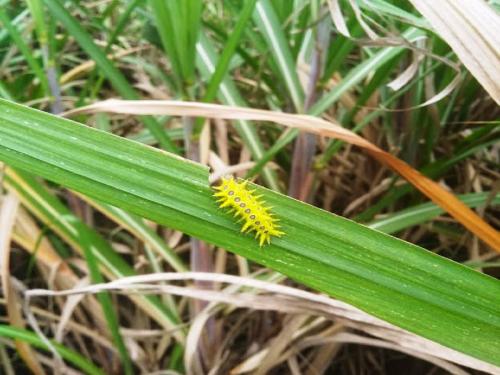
0, 98, 499, 366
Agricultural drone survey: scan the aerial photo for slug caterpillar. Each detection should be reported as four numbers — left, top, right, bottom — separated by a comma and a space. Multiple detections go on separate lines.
213, 176, 284, 246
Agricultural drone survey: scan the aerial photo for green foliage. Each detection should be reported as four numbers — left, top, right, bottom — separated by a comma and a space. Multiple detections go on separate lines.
149, 0, 202, 93
0, 325, 105, 375
1, 1, 499, 372
0, 99, 499, 365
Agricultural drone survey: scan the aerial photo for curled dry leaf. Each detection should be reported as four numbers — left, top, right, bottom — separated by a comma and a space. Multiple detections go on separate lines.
0, 193, 46, 375
328, 0, 350, 37
347, 0, 379, 40
408, 0, 500, 104
25, 272, 500, 373
59, 46, 148, 85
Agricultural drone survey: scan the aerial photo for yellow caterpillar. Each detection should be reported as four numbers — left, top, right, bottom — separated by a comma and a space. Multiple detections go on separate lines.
213, 176, 284, 246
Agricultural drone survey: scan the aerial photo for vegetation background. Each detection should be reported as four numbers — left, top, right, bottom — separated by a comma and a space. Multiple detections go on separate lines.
0, 0, 499, 374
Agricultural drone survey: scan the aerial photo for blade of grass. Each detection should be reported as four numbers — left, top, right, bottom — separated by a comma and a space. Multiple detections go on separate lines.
0, 8, 29, 44
107, 0, 144, 48
202, 0, 257, 103
0, 81, 15, 101
318, 53, 448, 168
355, 134, 500, 222
362, 0, 429, 29
26, 0, 63, 112
0, 8, 49, 95
196, 33, 280, 191
0, 193, 45, 375
79, 196, 188, 273
75, 0, 145, 103
310, 27, 424, 116
368, 192, 500, 234
149, 0, 202, 92
4, 168, 185, 343
247, 27, 425, 177
0, 99, 499, 366
26, 0, 47, 48
254, 0, 305, 111
202, 4, 283, 99
148, 0, 183, 91
75, 224, 133, 374
322, 22, 363, 82
44, 0, 178, 152
0, 325, 105, 375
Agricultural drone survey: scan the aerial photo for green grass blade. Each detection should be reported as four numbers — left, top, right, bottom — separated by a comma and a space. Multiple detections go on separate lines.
245, 27, 426, 175
362, 0, 429, 29
82, 197, 188, 272
196, 33, 280, 191
107, 0, 143, 49
0, 325, 105, 375
0, 8, 29, 44
254, 0, 304, 111
4, 169, 184, 341
78, 230, 134, 375
309, 27, 424, 116
182, 0, 202, 84
368, 192, 500, 234
0, 8, 49, 95
149, 0, 202, 91
149, 0, 183, 90
245, 128, 297, 179
26, 0, 48, 45
44, 0, 178, 152
0, 81, 15, 101
0, 99, 499, 365
202, 0, 257, 103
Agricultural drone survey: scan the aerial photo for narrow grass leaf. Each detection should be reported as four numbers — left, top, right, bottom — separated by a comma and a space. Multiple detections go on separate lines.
4, 168, 185, 342
79, 195, 188, 272
0, 8, 49, 95
203, 0, 257, 103
196, 33, 280, 191
310, 27, 424, 116
0, 325, 105, 375
369, 192, 500, 234
44, 0, 178, 152
254, 0, 304, 111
